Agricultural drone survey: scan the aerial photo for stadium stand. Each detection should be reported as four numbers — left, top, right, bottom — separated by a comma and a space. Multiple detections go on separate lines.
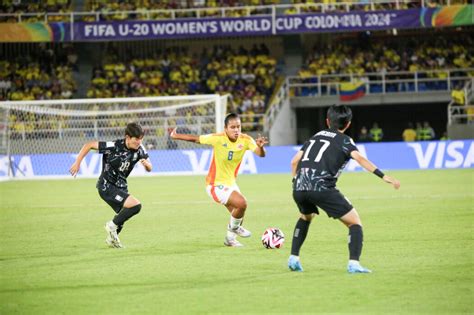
0, 43, 77, 101
86, 43, 278, 131
0, 0, 72, 22
3, 0, 463, 22
291, 32, 473, 97
302, 36, 472, 74
82, 0, 282, 21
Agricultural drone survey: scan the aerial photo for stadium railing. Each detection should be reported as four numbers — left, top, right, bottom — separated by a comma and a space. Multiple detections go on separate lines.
287, 68, 474, 98
0, 0, 435, 23
448, 77, 474, 125
264, 77, 289, 134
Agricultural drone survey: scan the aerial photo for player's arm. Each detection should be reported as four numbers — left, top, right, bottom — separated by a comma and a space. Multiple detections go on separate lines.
140, 158, 153, 172
350, 150, 400, 189
254, 134, 268, 157
169, 127, 200, 143
139, 146, 153, 172
291, 150, 304, 177
69, 141, 99, 177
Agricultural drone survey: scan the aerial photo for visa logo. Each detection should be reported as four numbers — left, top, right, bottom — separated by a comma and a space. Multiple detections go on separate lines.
407, 141, 474, 169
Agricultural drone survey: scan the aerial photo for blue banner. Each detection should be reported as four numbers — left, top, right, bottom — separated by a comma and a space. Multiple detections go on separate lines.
0, 6, 471, 43
72, 6, 474, 41
0, 140, 472, 180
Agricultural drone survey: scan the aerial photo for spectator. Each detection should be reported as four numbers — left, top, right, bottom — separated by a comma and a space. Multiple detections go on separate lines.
420, 121, 435, 141
358, 126, 370, 142
451, 84, 465, 105
369, 122, 384, 142
402, 122, 417, 142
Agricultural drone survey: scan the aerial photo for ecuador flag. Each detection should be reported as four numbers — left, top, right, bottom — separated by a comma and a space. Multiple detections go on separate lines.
340, 81, 366, 102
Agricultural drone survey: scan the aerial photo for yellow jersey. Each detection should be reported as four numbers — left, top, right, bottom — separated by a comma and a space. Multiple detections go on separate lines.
402, 129, 417, 142
199, 133, 258, 186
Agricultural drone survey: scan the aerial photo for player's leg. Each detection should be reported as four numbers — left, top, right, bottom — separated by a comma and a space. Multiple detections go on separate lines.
98, 184, 129, 248
291, 213, 314, 255
310, 189, 370, 273
225, 189, 247, 218
340, 209, 371, 273
105, 201, 124, 248
288, 213, 313, 272
225, 190, 251, 236
107, 205, 124, 234
113, 195, 142, 228
288, 191, 317, 272
205, 185, 248, 246
223, 190, 251, 247
105, 196, 142, 248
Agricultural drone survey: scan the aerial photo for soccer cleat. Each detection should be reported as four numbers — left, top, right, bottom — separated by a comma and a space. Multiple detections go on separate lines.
224, 236, 243, 247
288, 255, 304, 272
105, 235, 123, 248
228, 225, 252, 238
104, 221, 123, 248
105, 236, 114, 247
347, 261, 372, 273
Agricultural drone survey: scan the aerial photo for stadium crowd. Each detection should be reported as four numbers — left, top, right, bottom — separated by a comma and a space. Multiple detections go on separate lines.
87, 44, 277, 130
81, 0, 472, 19
301, 37, 473, 77
0, 43, 77, 101
2, 0, 469, 23
83, 0, 281, 20
294, 35, 473, 95
0, 0, 71, 22
82, 0, 460, 20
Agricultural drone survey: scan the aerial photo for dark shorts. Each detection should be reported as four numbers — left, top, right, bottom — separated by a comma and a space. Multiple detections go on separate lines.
293, 189, 353, 219
97, 180, 129, 213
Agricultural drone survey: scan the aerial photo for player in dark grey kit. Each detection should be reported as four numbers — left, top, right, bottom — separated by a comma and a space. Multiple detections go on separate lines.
288, 105, 400, 273
69, 122, 152, 248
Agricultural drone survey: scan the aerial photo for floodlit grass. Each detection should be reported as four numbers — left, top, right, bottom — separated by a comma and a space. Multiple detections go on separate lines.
0, 169, 473, 314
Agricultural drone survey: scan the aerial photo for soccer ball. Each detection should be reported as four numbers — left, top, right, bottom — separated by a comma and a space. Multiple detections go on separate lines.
261, 227, 285, 249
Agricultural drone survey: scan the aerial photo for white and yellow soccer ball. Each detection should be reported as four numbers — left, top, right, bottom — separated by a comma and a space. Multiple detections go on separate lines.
261, 227, 285, 249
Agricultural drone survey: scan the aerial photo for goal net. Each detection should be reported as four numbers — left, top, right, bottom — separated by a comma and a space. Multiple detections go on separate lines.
0, 95, 227, 180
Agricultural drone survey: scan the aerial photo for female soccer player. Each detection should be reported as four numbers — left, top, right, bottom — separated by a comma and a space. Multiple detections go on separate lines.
288, 105, 400, 273
69, 122, 152, 248
170, 113, 268, 247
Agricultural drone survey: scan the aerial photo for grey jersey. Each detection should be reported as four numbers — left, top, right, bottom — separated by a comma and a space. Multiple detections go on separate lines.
293, 128, 358, 191
97, 139, 148, 189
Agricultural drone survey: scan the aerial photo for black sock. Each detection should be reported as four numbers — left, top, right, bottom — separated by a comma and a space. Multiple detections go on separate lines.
348, 224, 363, 261
113, 204, 142, 226
291, 218, 311, 256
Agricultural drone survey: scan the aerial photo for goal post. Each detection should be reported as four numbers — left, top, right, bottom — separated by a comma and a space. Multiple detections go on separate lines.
0, 94, 228, 180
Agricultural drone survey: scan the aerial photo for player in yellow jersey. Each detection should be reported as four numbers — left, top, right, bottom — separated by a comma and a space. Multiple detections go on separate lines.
170, 113, 268, 247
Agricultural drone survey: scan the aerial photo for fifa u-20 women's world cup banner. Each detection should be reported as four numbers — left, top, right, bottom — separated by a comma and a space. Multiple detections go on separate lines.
0, 5, 472, 42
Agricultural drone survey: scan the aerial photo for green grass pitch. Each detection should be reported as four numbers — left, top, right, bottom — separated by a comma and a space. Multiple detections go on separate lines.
0, 169, 473, 314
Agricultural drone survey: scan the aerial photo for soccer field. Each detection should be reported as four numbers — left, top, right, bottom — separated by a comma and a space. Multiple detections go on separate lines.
0, 169, 473, 314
